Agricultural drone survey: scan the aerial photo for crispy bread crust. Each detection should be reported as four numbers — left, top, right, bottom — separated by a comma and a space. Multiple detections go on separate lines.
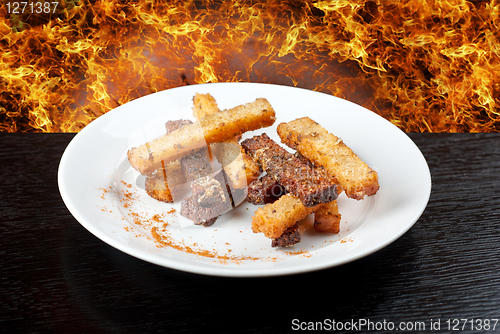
277, 117, 379, 200
144, 120, 194, 203
179, 170, 232, 226
247, 174, 286, 205
166, 119, 228, 208
192, 93, 261, 190
241, 133, 338, 207
251, 193, 341, 239
193, 93, 219, 120
128, 98, 276, 175
165, 119, 193, 134
212, 140, 260, 190
314, 200, 341, 234
145, 161, 185, 203
252, 194, 316, 239
271, 223, 301, 247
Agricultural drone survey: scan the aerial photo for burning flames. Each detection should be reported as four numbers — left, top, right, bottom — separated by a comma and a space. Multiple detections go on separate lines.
1, 0, 499, 132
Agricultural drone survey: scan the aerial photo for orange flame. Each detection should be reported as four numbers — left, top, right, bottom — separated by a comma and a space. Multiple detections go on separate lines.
1, 0, 499, 132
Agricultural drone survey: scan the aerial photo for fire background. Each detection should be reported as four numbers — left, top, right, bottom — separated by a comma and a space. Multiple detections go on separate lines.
1, 0, 499, 133
1, 1, 500, 333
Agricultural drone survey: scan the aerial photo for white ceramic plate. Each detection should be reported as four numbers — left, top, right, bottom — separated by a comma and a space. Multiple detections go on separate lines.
58, 82, 431, 277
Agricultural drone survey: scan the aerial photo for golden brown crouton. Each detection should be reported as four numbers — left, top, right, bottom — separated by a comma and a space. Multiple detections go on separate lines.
277, 117, 379, 200
128, 98, 276, 175
314, 200, 341, 234
252, 194, 316, 239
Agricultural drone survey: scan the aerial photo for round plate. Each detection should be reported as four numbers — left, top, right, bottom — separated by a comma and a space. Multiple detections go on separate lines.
58, 82, 431, 277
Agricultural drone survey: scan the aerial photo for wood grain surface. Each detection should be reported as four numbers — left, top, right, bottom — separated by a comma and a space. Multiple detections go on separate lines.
1, 133, 499, 333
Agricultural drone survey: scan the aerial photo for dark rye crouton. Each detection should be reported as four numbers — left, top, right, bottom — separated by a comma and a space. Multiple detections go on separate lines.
241, 133, 338, 207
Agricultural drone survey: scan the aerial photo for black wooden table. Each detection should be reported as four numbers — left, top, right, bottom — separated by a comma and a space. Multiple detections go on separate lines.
1, 133, 499, 333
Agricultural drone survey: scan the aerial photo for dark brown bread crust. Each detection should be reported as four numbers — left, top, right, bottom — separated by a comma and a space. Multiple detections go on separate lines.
271, 223, 301, 247
247, 174, 286, 205
179, 171, 232, 226
241, 134, 338, 207
166, 119, 228, 208
180, 149, 212, 180
180, 195, 218, 227
180, 148, 222, 206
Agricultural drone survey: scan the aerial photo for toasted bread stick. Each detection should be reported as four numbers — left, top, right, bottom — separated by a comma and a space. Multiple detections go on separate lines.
193, 93, 219, 120
314, 200, 341, 233
247, 174, 286, 205
144, 120, 195, 203
241, 133, 338, 207
165, 119, 231, 225
180, 171, 231, 226
181, 149, 229, 207
252, 195, 341, 242
192, 93, 260, 190
145, 161, 185, 203
271, 223, 301, 247
252, 194, 316, 239
192, 93, 219, 160
294, 151, 343, 194
212, 140, 260, 190
165, 119, 228, 208
277, 117, 379, 200
164, 119, 193, 134
128, 98, 276, 175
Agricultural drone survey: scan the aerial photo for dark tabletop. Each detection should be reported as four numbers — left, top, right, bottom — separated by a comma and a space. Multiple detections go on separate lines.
1, 133, 499, 334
